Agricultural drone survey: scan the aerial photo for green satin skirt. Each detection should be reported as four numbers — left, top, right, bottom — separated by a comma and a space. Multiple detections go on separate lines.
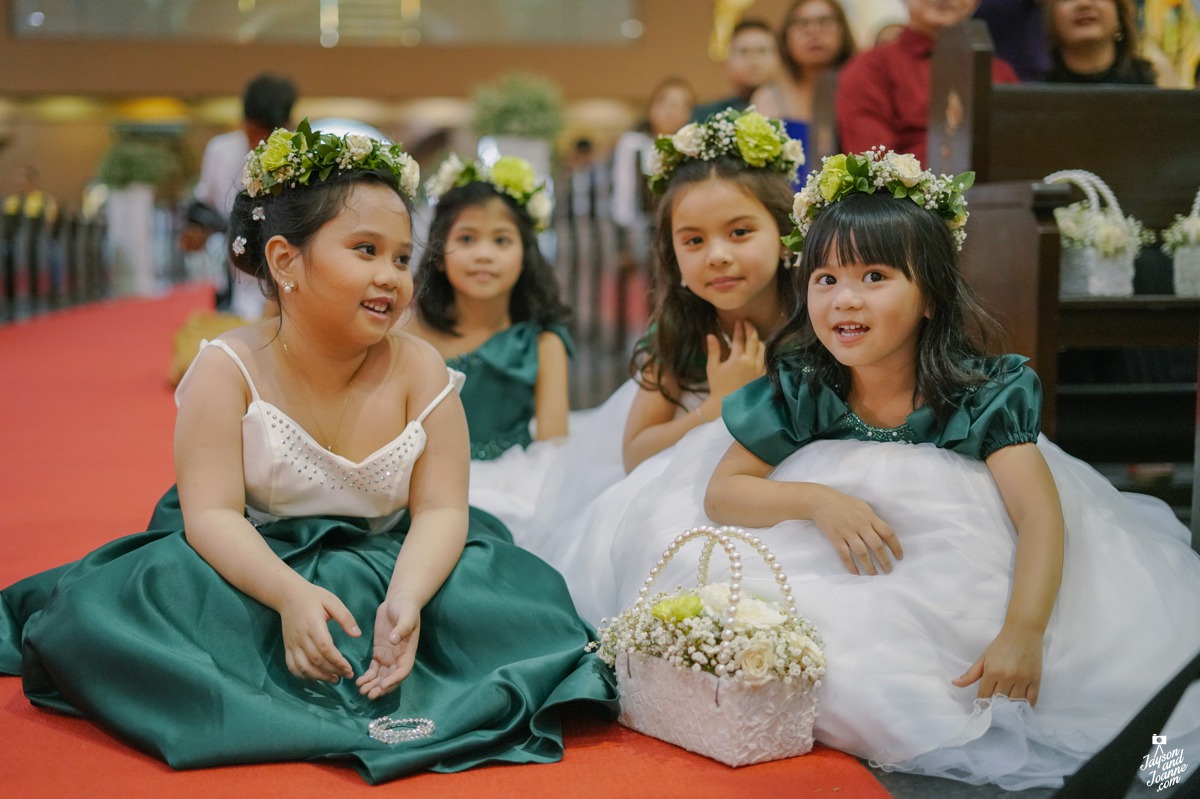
0, 488, 618, 783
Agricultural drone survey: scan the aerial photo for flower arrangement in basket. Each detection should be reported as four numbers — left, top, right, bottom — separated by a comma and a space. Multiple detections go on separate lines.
590, 526, 826, 767
1045, 169, 1154, 297
1162, 187, 1200, 297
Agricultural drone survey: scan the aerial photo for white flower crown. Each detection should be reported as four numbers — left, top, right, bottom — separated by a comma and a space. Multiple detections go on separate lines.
241, 118, 419, 202
646, 107, 805, 195
424, 153, 553, 232
785, 148, 974, 254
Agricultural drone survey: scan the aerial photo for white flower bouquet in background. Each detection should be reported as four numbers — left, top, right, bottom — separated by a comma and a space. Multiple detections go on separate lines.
592, 526, 825, 767
1045, 170, 1153, 297
1162, 189, 1200, 297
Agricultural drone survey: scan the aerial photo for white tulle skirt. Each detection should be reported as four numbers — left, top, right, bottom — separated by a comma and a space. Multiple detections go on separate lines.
536, 419, 1200, 789
468, 379, 640, 544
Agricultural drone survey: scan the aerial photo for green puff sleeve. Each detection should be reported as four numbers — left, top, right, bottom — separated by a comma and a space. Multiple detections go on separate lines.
722, 363, 830, 466
934, 354, 1043, 461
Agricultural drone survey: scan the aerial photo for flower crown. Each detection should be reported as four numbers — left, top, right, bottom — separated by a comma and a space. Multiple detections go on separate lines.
241, 118, 420, 202
645, 107, 805, 195
424, 153, 553, 232
784, 148, 975, 254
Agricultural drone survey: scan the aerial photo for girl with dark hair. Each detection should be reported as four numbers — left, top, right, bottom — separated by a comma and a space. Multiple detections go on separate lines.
408, 154, 573, 532
411, 154, 569, 460
623, 108, 805, 472
696, 149, 1200, 786
518, 108, 805, 623
0, 122, 616, 783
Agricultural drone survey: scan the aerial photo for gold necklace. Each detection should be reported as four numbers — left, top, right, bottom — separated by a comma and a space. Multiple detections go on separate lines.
280, 333, 362, 454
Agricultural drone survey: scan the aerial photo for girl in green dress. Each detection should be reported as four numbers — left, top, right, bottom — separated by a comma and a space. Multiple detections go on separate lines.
622, 107, 805, 472
0, 122, 616, 783
410, 154, 571, 461
698, 149, 1200, 787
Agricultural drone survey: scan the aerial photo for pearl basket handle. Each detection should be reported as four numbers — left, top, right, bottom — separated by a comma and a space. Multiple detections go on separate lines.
633, 526, 799, 672
1044, 169, 1123, 216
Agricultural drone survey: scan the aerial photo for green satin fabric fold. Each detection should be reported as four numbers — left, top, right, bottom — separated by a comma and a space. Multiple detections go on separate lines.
0, 487, 618, 783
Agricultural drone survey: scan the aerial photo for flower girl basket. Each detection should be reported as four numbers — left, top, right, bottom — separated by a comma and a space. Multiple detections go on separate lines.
1164, 187, 1200, 297
595, 526, 825, 767
1044, 169, 1142, 297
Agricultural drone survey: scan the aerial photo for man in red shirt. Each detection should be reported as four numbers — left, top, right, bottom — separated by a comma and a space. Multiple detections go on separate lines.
836, 0, 1019, 164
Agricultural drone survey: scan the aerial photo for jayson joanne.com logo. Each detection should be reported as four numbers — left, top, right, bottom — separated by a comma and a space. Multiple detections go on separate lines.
1142, 734, 1188, 792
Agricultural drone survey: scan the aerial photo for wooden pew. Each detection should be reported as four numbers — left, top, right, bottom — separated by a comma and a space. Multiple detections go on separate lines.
927, 21, 1200, 542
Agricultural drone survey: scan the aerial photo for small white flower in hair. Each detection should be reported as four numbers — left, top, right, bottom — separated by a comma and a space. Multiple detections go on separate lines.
252, 206, 266, 221
232, 236, 247, 256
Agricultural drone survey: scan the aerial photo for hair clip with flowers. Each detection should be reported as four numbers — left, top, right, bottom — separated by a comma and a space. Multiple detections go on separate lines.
424, 153, 553, 232
645, 107, 805, 196
783, 148, 975, 255
241, 118, 420, 203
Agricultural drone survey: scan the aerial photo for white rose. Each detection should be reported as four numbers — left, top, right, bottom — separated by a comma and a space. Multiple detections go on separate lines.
643, 149, 663, 177
345, 133, 373, 160
734, 595, 787, 630
672, 123, 705, 157
793, 190, 811, 222
696, 582, 731, 615
526, 190, 552, 227
399, 156, 420, 199
696, 583, 786, 631
887, 152, 925, 188
1181, 217, 1200, 242
733, 641, 776, 686
1093, 217, 1132, 254
782, 138, 805, 167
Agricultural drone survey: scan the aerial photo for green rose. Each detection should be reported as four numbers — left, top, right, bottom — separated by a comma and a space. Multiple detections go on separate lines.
818, 154, 849, 202
650, 595, 703, 623
733, 112, 783, 168
259, 130, 296, 172
490, 156, 537, 197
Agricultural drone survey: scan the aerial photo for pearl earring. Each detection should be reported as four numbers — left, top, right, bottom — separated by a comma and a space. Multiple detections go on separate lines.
282, 280, 295, 294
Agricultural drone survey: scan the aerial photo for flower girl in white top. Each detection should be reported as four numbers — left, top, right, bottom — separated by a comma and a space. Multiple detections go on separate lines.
0, 121, 616, 784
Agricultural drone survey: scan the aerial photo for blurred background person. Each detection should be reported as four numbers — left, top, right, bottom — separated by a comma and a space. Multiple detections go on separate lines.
974, 0, 1051, 82
188, 72, 297, 319
1042, 0, 1157, 84
610, 76, 694, 266
690, 19, 780, 120
750, 0, 856, 184
836, 0, 1017, 164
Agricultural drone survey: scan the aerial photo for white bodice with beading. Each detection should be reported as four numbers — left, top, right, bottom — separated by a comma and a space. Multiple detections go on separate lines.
178, 339, 463, 531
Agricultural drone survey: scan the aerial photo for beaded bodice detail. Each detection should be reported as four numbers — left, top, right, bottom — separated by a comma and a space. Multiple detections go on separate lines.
841, 412, 918, 444
184, 340, 463, 531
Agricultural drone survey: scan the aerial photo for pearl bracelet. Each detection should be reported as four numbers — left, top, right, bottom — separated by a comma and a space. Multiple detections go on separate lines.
368, 715, 435, 744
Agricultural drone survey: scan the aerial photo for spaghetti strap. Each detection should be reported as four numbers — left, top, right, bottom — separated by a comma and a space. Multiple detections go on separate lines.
415, 368, 464, 424
176, 339, 262, 404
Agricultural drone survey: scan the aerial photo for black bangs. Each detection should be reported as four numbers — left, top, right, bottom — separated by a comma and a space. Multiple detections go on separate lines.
798, 192, 949, 282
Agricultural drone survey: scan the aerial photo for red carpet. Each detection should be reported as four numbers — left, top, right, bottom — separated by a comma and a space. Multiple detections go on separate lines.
0, 286, 890, 798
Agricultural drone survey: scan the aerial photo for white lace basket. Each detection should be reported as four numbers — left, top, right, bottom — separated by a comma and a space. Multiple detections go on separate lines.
1045, 170, 1138, 297
613, 526, 820, 767
1169, 188, 1200, 297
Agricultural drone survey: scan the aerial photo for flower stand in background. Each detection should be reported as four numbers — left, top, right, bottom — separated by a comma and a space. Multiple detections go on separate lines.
1045, 169, 1153, 297
594, 526, 825, 768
